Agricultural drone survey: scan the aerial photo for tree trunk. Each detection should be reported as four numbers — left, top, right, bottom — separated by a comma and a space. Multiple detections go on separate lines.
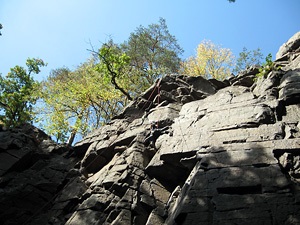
67, 129, 76, 146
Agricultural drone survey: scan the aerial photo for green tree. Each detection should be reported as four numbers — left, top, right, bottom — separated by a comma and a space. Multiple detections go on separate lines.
95, 41, 133, 100
38, 67, 73, 142
181, 40, 235, 80
39, 59, 127, 145
40, 18, 183, 144
233, 47, 263, 74
93, 18, 183, 101
0, 58, 46, 128
121, 17, 183, 86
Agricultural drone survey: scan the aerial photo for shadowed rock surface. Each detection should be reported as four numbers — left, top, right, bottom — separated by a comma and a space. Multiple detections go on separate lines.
1, 32, 300, 225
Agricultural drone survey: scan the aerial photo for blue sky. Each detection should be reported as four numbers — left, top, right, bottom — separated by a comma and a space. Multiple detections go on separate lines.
0, 0, 299, 80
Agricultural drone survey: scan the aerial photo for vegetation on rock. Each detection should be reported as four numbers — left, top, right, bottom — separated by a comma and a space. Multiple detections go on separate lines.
256, 53, 280, 78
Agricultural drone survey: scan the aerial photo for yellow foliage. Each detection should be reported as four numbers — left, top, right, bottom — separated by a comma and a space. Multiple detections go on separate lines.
181, 40, 234, 80
38, 59, 128, 143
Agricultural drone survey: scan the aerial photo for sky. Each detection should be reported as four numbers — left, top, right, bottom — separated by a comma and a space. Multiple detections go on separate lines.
0, 0, 299, 81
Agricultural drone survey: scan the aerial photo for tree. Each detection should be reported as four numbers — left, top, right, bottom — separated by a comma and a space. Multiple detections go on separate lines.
93, 18, 183, 101
121, 17, 183, 85
40, 18, 183, 144
95, 41, 133, 101
38, 67, 73, 142
181, 40, 235, 80
91, 18, 183, 99
39, 59, 127, 145
233, 47, 263, 74
0, 58, 46, 128
0, 23, 2, 36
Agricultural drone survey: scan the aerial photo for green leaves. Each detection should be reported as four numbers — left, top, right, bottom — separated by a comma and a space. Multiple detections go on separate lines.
39, 18, 183, 144
95, 42, 133, 100
96, 44, 131, 82
0, 58, 46, 128
123, 17, 183, 84
93, 17, 184, 101
233, 47, 263, 74
26, 58, 47, 75
39, 58, 127, 144
256, 53, 279, 79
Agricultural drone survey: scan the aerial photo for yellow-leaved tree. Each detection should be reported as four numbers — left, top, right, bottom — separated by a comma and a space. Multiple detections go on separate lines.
37, 58, 127, 145
181, 40, 235, 80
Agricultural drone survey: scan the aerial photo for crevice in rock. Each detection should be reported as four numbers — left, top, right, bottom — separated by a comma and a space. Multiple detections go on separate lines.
146, 162, 190, 192
6, 152, 40, 174
252, 163, 270, 168
217, 206, 248, 212
106, 209, 121, 224
5, 151, 19, 159
55, 177, 73, 196
174, 212, 188, 224
74, 142, 91, 156
284, 94, 300, 106
63, 198, 81, 214
223, 139, 247, 144
273, 149, 300, 184
113, 135, 137, 148
216, 185, 262, 195
276, 100, 286, 121
273, 149, 300, 158
212, 123, 260, 132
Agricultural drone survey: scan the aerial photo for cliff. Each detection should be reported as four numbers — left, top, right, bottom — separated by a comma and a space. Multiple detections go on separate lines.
1, 32, 300, 225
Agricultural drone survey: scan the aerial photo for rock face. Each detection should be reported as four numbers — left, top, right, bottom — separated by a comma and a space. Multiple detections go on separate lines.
0, 124, 81, 225
1, 32, 300, 225
276, 31, 300, 60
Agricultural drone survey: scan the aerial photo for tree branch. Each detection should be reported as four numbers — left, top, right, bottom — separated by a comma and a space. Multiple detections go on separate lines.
0, 101, 8, 109
101, 50, 133, 101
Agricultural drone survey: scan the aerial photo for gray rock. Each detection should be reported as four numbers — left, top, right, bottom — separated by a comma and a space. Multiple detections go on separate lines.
208, 78, 229, 90
276, 31, 300, 60
110, 209, 132, 225
145, 211, 164, 225
279, 69, 300, 104
65, 209, 106, 225
231, 65, 260, 87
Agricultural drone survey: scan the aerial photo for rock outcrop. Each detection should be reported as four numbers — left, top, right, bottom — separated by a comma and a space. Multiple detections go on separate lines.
0, 124, 81, 225
1, 32, 300, 225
